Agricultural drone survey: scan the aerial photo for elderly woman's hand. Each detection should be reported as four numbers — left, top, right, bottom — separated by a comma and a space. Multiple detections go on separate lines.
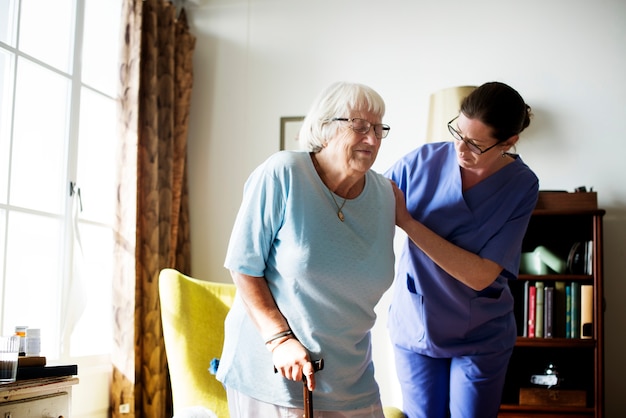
271, 337, 316, 391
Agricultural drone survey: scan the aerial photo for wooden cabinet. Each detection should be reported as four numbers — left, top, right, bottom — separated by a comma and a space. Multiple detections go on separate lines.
0, 376, 78, 417
499, 193, 604, 418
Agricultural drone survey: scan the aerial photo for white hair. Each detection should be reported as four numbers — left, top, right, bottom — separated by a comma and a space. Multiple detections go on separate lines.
298, 82, 386, 152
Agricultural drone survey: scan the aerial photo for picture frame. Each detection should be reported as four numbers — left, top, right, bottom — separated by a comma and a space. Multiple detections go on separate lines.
280, 116, 305, 151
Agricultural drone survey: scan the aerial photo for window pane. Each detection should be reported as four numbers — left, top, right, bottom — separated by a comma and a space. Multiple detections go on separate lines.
0, 210, 5, 319
82, 0, 122, 96
3, 211, 62, 358
77, 88, 116, 223
0, 49, 14, 204
69, 222, 113, 356
19, 0, 74, 73
0, 0, 17, 47
1, 0, 119, 371
11, 58, 69, 213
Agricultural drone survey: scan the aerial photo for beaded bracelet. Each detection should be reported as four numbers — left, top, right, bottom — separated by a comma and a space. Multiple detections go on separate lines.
264, 330, 293, 345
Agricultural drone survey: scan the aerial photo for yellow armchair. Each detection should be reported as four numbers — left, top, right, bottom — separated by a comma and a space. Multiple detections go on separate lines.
383, 406, 406, 418
159, 268, 405, 418
159, 268, 236, 418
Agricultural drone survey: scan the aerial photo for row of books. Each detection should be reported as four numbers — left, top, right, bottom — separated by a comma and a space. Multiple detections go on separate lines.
522, 281, 593, 339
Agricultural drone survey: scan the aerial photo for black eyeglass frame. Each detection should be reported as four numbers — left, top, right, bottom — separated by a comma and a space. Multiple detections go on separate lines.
331, 117, 391, 140
447, 115, 500, 155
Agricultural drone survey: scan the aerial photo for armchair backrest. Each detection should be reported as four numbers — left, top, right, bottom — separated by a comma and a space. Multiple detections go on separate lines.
159, 268, 236, 417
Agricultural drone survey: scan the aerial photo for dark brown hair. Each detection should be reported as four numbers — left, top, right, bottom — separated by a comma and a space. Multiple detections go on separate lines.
460, 82, 532, 142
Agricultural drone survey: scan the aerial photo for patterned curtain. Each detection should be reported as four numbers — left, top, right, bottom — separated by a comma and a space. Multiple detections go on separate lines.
113, 0, 195, 416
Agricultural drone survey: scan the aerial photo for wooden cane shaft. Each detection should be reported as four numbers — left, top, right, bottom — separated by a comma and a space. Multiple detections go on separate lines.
303, 375, 313, 418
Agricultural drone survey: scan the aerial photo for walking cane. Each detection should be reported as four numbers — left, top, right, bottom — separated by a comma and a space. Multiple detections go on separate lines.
275, 358, 324, 418
303, 359, 324, 418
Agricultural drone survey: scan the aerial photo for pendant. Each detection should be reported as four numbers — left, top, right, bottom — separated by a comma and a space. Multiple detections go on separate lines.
337, 210, 345, 222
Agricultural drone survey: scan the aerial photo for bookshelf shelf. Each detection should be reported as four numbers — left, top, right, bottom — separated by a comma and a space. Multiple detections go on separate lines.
515, 337, 596, 348
499, 403, 595, 418
518, 274, 593, 282
499, 194, 604, 418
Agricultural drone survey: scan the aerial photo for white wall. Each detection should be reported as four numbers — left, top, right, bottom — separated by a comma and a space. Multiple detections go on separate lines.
183, 0, 626, 416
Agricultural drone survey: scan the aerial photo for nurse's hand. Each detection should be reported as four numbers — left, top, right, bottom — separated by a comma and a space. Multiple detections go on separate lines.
272, 338, 316, 391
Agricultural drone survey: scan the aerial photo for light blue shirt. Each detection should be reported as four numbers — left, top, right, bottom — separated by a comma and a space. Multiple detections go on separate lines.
218, 151, 395, 410
385, 142, 539, 357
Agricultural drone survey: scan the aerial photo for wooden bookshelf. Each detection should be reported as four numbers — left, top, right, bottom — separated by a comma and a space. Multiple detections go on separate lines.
499, 193, 604, 418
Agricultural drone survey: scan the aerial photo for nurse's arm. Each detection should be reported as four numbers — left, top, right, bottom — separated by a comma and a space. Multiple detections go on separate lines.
392, 182, 501, 291
397, 219, 503, 291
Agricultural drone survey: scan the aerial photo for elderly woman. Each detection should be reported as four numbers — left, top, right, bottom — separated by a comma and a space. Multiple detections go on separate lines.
217, 81, 395, 417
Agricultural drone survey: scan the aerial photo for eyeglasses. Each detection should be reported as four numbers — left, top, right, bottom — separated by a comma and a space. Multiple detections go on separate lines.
447, 116, 500, 155
331, 117, 390, 139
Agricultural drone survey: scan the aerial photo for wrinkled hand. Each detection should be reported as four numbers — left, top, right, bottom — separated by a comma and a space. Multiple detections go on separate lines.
272, 338, 316, 391
391, 181, 412, 229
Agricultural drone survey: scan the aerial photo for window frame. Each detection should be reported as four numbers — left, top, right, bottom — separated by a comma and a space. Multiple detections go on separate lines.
0, 1, 120, 414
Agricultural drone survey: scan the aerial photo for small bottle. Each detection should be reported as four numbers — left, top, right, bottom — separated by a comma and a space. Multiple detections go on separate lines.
25, 328, 41, 356
14, 326, 27, 356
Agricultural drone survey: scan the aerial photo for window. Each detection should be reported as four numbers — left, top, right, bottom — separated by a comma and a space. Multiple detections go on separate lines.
0, 0, 121, 367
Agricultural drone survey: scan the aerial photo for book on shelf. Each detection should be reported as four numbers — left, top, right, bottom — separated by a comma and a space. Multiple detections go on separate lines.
522, 280, 529, 337
514, 280, 591, 340
571, 282, 581, 338
535, 281, 544, 338
528, 284, 536, 338
586, 240, 593, 275
544, 286, 554, 338
554, 281, 567, 338
565, 284, 572, 338
581, 284, 594, 338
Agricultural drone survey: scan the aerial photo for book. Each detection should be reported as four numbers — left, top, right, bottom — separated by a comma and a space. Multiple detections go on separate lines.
565, 284, 572, 338
586, 240, 593, 275
581, 285, 594, 338
522, 281, 530, 337
17, 356, 46, 367
544, 286, 554, 338
571, 282, 581, 338
554, 281, 567, 338
528, 285, 536, 338
16, 364, 78, 380
535, 281, 544, 338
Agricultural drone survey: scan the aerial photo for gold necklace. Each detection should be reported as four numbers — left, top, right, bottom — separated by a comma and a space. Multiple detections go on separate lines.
327, 188, 347, 222
311, 153, 347, 222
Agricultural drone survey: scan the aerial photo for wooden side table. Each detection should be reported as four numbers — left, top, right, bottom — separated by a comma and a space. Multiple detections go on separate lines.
0, 376, 79, 417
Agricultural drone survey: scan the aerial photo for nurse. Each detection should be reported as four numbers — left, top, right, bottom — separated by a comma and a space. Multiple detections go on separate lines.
386, 81, 539, 418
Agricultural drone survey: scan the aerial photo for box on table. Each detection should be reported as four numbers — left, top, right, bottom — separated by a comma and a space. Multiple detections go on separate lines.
519, 387, 586, 407
535, 191, 597, 211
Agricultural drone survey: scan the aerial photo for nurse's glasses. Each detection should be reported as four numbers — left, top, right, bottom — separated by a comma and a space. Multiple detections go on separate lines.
447, 116, 500, 155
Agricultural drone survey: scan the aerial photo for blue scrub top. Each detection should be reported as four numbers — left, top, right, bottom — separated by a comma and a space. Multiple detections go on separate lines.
385, 142, 538, 357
